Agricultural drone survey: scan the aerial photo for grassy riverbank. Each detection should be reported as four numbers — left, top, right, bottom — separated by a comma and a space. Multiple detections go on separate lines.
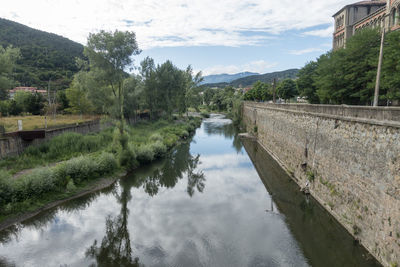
0, 117, 202, 223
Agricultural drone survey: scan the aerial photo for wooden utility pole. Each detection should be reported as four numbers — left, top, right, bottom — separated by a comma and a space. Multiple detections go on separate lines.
374, 29, 385, 107
272, 78, 277, 104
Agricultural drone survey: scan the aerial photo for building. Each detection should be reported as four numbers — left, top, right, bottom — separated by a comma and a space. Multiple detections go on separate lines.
333, 0, 400, 49
9, 87, 47, 99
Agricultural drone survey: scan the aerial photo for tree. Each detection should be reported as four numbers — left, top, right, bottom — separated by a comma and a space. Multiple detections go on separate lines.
13, 91, 31, 113
65, 72, 94, 115
84, 30, 141, 138
0, 46, 20, 100
203, 88, 215, 106
382, 30, 400, 103
297, 61, 319, 104
277, 79, 298, 102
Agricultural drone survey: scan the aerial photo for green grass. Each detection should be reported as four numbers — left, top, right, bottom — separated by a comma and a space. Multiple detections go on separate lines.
0, 115, 99, 132
0, 129, 114, 174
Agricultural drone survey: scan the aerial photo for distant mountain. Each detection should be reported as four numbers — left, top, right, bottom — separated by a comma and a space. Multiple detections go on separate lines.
0, 18, 84, 90
203, 69, 299, 88
201, 72, 259, 85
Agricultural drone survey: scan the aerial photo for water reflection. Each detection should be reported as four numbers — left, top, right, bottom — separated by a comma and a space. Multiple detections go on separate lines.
0, 115, 382, 267
242, 139, 381, 267
85, 185, 141, 266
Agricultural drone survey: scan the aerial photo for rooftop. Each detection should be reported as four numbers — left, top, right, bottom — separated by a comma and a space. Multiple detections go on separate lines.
333, 0, 386, 17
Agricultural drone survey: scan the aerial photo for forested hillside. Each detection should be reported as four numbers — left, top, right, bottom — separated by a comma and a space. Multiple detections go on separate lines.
0, 18, 84, 90
204, 69, 299, 88
201, 72, 259, 84
230, 69, 299, 87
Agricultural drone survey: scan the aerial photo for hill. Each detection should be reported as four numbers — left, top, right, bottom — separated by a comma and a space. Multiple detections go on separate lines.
203, 69, 299, 88
201, 72, 259, 85
0, 18, 84, 90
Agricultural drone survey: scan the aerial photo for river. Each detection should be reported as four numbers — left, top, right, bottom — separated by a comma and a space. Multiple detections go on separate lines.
0, 115, 381, 267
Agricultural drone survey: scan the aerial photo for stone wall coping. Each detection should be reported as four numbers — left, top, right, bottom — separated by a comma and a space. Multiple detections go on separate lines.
244, 102, 400, 128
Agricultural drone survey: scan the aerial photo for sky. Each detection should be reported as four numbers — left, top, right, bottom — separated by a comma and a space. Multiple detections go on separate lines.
0, 0, 355, 76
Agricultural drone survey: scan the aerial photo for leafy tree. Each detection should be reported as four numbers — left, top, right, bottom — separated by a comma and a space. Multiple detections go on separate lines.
382, 30, 400, 103
277, 79, 298, 102
297, 61, 319, 104
84, 30, 140, 138
56, 90, 69, 112
312, 29, 380, 105
0, 46, 20, 100
65, 73, 94, 115
13, 91, 31, 113
203, 88, 215, 106
140, 57, 158, 118
123, 75, 142, 122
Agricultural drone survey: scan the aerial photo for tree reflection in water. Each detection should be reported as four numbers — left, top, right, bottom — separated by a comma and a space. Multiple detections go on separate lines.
85, 182, 142, 267
141, 142, 205, 198
203, 119, 243, 153
85, 141, 205, 266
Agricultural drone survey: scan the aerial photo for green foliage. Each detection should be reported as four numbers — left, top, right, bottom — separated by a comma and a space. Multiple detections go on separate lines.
0, 130, 113, 174
0, 45, 20, 100
277, 79, 298, 101
0, 117, 202, 220
118, 144, 137, 169
244, 81, 272, 101
0, 18, 83, 90
306, 170, 315, 182
0, 152, 118, 213
297, 61, 319, 104
298, 28, 400, 105
136, 144, 155, 164
84, 30, 140, 130
382, 30, 400, 102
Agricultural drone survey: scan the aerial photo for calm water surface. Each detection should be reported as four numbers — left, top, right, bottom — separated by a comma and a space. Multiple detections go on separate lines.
0, 115, 381, 267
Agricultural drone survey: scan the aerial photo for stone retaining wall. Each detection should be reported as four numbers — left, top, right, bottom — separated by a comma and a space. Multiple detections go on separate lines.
0, 120, 108, 159
243, 102, 400, 267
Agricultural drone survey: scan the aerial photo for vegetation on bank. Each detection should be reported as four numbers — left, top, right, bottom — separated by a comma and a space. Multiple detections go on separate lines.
0, 117, 201, 221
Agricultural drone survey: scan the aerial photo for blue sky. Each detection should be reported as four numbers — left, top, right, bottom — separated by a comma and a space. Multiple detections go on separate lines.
1, 0, 355, 75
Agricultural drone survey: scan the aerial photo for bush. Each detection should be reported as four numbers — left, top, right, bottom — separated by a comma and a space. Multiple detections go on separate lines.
13, 167, 57, 202
151, 141, 167, 158
0, 172, 13, 206
136, 144, 155, 164
162, 133, 179, 148
149, 133, 163, 142
118, 145, 137, 169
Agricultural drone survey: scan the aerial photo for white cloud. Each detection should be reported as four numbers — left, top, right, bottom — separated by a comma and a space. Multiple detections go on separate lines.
0, 0, 353, 49
303, 26, 334, 38
289, 48, 324, 55
202, 60, 278, 75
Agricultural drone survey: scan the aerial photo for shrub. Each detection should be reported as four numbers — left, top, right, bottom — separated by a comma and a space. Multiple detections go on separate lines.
149, 133, 163, 142
60, 156, 98, 183
13, 167, 57, 202
151, 141, 167, 158
118, 146, 137, 169
162, 133, 179, 148
136, 144, 155, 164
0, 172, 13, 207
66, 179, 76, 192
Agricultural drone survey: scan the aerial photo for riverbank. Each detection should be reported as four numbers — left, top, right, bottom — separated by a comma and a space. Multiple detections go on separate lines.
0, 117, 202, 228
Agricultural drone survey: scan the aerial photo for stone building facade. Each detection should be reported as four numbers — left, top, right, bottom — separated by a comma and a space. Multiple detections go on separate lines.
333, 0, 400, 49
